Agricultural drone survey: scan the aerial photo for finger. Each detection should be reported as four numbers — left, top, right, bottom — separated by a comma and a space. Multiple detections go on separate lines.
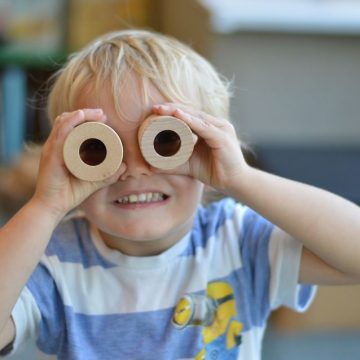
54, 108, 107, 127
153, 103, 190, 117
171, 109, 228, 147
153, 104, 225, 128
52, 109, 108, 145
78, 108, 107, 122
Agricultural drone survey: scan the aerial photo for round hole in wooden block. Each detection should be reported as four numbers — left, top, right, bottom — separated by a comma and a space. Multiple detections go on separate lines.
153, 130, 181, 157
79, 138, 107, 166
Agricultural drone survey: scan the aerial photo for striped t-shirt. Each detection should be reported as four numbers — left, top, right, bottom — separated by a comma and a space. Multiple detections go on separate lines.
10, 198, 315, 359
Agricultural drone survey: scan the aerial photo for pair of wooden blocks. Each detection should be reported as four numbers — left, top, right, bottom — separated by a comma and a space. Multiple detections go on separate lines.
63, 115, 195, 181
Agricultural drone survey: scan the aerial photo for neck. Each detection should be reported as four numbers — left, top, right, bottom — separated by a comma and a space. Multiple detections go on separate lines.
98, 216, 195, 257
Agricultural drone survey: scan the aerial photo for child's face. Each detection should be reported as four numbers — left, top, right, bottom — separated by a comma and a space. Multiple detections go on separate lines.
77, 75, 204, 256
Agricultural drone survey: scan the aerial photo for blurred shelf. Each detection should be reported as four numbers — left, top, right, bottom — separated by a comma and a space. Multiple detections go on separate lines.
0, 43, 67, 69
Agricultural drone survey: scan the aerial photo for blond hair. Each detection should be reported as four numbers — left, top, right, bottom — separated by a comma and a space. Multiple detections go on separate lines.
47, 29, 231, 122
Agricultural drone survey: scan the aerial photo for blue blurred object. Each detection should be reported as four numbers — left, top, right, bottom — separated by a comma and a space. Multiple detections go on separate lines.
263, 328, 360, 360
0, 67, 26, 164
255, 145, 360, 205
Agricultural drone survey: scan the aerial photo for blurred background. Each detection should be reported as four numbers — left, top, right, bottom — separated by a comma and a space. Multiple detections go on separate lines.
1, 0, 360, 359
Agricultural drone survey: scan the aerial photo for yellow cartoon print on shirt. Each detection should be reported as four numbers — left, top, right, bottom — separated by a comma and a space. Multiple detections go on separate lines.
173, 281, 243, 359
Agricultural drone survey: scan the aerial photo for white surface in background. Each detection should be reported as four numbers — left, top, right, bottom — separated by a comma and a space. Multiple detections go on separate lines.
199, 0, 360, 34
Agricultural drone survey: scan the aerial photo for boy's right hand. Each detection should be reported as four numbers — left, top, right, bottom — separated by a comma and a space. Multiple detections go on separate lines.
32, 109, 125, 220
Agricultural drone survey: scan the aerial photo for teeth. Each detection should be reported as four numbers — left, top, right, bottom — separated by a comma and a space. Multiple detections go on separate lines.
129, 194, 137, 204
116, 192, 165, 204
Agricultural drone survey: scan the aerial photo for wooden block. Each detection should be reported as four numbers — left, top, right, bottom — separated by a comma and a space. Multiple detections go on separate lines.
63, 122, 123, 181
138, 115, 195, 169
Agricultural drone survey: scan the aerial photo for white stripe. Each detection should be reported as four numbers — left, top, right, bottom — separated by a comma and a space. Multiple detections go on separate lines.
47, 256, 210, 314
238, 326, 265, 360
42, 207, 245, 315
268, 226, 303, 310
12, 287, 41, 353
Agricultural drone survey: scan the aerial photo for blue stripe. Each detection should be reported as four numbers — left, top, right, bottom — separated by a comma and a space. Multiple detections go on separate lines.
26, 265, 65, 354
297, 284, 315, 310
239, 208, 274, 326
46, 218, 116, 268
28, 264, 201, 358
37, 306, 202, 359
180, 198, 238, 257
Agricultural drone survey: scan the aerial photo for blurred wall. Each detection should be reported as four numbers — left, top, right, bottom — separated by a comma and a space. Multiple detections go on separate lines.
211, 32, 360, 147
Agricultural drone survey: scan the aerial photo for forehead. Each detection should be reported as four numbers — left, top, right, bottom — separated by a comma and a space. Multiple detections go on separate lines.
76, 73, 167, 129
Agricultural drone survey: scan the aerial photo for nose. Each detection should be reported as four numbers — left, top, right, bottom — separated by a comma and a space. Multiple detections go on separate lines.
119, 142, 152, 181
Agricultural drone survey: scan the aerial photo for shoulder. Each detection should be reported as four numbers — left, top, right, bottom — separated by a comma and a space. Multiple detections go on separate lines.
194, 197, 273, 242
44, 213, 113, 268
46, 213, 89, 257
196, 197, 241, 228
188, 198, 259, 256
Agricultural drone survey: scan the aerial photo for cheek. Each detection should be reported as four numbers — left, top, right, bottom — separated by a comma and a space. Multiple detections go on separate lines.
171, 178, 204, 205
79, 191, 105, 215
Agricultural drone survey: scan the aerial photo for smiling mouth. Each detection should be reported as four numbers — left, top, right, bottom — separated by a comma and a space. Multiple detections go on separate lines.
115, 192, 169, 205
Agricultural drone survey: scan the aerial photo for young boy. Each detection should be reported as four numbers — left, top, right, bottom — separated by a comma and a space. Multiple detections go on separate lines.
0, 29, 359, 360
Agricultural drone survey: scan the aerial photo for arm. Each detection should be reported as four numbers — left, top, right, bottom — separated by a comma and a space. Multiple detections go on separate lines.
0, 109, 123, 350
226, 166, 360, 284
0, 200, 60, 350
152, 104, 360, 285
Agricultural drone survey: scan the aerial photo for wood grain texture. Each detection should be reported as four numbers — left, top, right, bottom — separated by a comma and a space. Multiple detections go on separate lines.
63, 122, 123, 181
138, 115, 195, 169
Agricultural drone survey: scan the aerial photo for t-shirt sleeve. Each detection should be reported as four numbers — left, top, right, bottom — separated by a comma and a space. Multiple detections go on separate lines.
5, 286, 41, 356
268, 226, 316, 311
7, 260, 64, 356
237, 203, 316, 315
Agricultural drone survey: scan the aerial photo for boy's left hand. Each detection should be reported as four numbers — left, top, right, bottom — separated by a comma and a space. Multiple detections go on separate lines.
152, 104, 248, 191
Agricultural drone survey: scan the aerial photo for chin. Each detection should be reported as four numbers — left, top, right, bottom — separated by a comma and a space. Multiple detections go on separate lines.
103, 222, 173, 242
